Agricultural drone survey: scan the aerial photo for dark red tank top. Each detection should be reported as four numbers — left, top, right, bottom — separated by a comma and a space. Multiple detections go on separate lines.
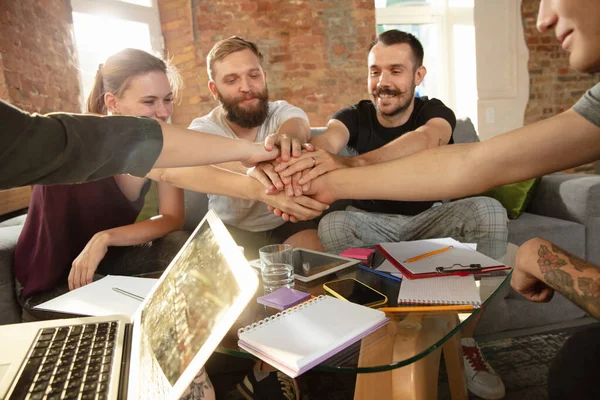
14, 177, 147, 298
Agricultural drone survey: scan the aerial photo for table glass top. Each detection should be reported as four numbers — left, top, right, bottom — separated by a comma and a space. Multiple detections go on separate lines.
217, 240, 514, 373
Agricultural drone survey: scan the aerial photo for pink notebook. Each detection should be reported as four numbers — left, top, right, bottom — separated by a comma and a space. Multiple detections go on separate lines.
238, 296, 389, 378
257, 288, 311, 310
339, 248, 375, 261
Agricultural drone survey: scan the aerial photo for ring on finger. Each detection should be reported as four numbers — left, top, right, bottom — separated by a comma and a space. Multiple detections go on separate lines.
311, 156, 317, 166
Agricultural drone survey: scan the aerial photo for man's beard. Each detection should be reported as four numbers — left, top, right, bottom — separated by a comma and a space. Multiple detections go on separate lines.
371, 83, 416, 117
217, 87, 270, 129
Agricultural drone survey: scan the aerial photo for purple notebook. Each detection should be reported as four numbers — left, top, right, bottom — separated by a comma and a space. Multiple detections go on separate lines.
257, 288, 311, 310
238, 296, 389, 378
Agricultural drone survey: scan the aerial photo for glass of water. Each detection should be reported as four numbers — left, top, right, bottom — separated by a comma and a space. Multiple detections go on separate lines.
259, 244, 294, 293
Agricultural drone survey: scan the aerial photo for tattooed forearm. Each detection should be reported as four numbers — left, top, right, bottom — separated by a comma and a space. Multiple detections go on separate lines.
537, 244, 600, 319
537, 245, 567, 272
577, 277, 600, 317
544, 269, 577, 303
551, 244, 594, 272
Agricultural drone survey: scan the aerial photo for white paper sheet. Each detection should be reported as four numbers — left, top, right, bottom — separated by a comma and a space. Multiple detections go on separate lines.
33, 275, 158, 318
375, 260, 403, 278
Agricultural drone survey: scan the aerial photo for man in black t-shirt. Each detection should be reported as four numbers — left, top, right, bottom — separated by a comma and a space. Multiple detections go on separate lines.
273, 30, 508, 400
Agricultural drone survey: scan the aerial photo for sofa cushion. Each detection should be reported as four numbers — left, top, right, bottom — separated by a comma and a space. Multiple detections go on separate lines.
0, 224, 24, 325
453, 117, 480, 144
529, 173, 600, 224
507, 212, 585, 258
477, 289, 587, 335
480, 178, 540, 219
504, 291, 587, 330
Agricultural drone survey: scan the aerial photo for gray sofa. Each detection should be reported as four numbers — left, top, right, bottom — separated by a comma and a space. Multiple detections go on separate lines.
1, 122, 598, 336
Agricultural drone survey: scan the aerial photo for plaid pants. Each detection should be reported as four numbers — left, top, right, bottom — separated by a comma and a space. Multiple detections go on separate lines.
318, 197, 509, 259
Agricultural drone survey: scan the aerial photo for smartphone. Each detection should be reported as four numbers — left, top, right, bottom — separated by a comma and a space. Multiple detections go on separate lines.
323, 278, 388, 308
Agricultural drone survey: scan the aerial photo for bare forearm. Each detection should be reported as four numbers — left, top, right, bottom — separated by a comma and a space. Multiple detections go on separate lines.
519, 238, 600, 319
156, 166, 263, 201
309, 134, 341, 154
325, 143, 487, 201
99, 216, 183, 248
155, 122, 258, 168
213, 161, 249, 174
277, 117, 310, 143
353, 130, 434, 166
326, 110, 600, 202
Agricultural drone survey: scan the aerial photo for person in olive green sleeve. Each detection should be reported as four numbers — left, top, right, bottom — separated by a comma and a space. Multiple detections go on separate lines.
0, 100, 279, 189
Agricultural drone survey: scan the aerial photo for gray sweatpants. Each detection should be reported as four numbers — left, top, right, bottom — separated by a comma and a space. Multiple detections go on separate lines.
318, 197, 509, 259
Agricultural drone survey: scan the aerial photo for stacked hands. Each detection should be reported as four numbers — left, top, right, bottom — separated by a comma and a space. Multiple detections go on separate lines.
253, 133, 346, 223
69, 134, 331, 290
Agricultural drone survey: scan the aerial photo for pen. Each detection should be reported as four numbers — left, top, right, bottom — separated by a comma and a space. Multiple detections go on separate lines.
358, 264, 402, 283
379, 305, 477, 313
112, 287, 144, 302
404, 245, 453, 263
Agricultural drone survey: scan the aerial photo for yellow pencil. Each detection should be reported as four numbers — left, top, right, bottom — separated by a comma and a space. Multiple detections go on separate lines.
379, 305, 476, 313
404, 245, 453, 263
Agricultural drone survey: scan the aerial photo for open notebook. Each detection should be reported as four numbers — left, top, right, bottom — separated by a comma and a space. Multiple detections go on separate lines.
238, 295, 389, 378
397, 275, 482, 306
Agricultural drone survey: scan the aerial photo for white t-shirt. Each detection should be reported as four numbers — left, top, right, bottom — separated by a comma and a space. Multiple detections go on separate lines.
188, 100, 309, 232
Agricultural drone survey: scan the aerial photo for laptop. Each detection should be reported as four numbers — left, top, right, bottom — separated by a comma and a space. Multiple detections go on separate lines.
0, 209, 258, 399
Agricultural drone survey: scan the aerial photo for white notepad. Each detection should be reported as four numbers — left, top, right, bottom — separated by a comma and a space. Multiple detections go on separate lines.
397, 275, 482, 305
237, 295, 389, 378
33, 275, 158, 318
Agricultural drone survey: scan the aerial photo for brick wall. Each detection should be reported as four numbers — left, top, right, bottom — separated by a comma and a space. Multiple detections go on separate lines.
157, 0, 375, 127
521, 0, 600, 125
0, 0, 80, 112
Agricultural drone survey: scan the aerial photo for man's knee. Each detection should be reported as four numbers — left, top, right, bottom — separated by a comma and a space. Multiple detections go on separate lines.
461, 197, 508, 232
317, 211, 348, 241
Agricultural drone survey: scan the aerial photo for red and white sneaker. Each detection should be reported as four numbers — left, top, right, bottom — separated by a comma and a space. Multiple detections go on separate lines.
462, 338, 505, 399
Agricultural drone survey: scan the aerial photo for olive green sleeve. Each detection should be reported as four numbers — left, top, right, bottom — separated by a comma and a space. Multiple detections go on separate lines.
0, 100, 163, 189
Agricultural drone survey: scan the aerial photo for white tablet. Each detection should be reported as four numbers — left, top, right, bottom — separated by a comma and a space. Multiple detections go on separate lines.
249, 248, 360, 282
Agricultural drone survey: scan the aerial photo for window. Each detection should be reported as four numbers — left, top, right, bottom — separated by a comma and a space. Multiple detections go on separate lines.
70, 0, 164, 110
377, 23, 440, 99
375, 0, 477, 125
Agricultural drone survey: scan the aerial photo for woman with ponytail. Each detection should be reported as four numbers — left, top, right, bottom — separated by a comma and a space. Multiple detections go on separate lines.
14, 49, 189, 314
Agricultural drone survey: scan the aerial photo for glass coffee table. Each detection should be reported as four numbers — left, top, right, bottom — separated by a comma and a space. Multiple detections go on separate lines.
217, 241, 516, 400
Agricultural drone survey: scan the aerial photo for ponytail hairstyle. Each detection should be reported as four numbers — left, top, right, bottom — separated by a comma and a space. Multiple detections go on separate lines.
86, 48, 182, 114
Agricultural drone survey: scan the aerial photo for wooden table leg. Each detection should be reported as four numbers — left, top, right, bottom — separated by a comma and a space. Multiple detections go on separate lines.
441, 317, 468, 400
354, 321, 396, 400
354, 314, 465, 400
390, 315, 444, 400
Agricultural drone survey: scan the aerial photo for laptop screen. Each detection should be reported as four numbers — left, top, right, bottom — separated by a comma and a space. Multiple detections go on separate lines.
132, 210, 257, 399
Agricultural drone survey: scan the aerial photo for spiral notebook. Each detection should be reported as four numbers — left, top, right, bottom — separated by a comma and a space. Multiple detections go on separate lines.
237, 295, 389, 378
397, 275, 482, 306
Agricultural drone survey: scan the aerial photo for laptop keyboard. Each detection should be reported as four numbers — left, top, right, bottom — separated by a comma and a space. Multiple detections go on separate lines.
10, 321, 119, 400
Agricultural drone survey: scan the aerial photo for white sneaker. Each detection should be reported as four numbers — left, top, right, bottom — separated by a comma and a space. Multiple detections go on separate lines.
461, 337, 505, 399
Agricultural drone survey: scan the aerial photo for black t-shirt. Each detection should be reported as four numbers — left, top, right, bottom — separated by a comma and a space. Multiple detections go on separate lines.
333, 97, 456, 215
